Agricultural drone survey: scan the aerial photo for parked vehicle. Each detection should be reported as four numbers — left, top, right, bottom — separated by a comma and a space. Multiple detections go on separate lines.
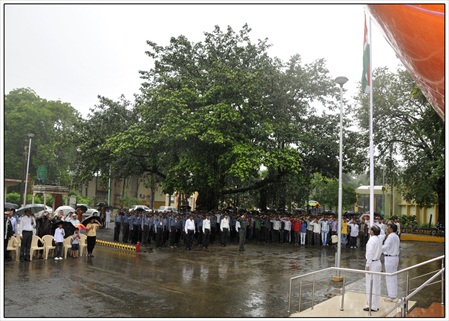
431, 222, 444, 236
156, 206, 178, 213
129, 205, 152, 212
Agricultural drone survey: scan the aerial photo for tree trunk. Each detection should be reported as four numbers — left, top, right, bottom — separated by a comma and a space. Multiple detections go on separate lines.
258, 187, 268, 211
196, 187, 218, 211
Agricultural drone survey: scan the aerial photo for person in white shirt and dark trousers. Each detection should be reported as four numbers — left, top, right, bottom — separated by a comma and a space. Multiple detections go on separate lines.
19, 209, 36, 262
53, 222, 65, 260
184, 215, 195, 250
202, 215, 211, 249
220, 214, 230, 246
382, 223, 400, 302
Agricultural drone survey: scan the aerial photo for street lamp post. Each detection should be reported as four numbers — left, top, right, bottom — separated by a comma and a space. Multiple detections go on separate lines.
333, 76, 348, 282
23, 133, 34, 206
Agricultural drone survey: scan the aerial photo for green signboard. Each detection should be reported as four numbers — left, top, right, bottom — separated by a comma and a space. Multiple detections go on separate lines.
37, 165, 48, 183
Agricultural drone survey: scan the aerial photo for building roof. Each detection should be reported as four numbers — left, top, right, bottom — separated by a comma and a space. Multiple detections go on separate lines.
356, 185, 385, 195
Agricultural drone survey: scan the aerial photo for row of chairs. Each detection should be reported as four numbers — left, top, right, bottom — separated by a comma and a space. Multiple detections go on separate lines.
6, 234, 88, 261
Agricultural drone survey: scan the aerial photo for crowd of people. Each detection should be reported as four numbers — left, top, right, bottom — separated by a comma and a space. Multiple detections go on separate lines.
4, 207, 102, 261
5, 205, 402, 312
109, 208, 401, 252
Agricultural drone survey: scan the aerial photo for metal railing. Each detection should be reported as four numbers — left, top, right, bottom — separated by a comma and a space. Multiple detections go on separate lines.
288, 255, 445, 317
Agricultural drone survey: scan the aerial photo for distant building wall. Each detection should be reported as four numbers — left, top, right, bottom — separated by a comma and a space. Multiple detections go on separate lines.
78, 175, 196, 211
355, 185, 438, 225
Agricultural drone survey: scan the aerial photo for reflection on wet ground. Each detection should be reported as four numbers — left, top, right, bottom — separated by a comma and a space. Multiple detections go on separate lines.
3, 229, 445, 318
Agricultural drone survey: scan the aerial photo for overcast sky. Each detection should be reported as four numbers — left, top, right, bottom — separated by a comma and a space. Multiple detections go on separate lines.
3, 2, 405, 117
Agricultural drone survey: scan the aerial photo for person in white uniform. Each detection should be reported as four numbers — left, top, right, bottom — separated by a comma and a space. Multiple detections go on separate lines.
364, 225, 383, 312
382, 223, 400, 302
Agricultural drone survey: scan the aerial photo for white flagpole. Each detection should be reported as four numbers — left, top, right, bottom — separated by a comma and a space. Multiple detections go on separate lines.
368, 15, 375, 228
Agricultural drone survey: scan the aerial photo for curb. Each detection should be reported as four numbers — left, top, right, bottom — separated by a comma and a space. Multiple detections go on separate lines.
96, 239, 140, 252
401, 233, 444, 243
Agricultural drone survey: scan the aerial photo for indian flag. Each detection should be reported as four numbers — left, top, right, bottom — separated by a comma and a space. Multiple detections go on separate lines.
361, 14, 371, 94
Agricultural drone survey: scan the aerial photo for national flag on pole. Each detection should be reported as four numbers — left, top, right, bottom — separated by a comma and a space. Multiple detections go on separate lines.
361, 14, 371, 93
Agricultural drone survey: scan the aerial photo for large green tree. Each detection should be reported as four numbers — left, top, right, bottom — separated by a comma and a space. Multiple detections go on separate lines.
312, 174, 357, 211
73, 25, 366, 210
4, 88, 81, 200
352, 68, 445, 223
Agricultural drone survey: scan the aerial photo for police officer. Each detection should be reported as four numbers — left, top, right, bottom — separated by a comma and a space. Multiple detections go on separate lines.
141, 211, 151, 246
237, 214, 248, 252
154, 213, 164, 249
114, 209, 123, 242
168, 212, 178, 248
132, 211, 142, 244
122, 211, 131, 243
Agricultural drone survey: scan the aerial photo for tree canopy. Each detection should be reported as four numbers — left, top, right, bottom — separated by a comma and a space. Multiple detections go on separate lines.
4, 88, 81, 199
352, 68, 445, 223
72, 24, 360, 210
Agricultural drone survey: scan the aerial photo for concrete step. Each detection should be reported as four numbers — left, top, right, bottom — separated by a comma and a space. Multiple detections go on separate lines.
289, 291, 416, 317
406, 302, 445, 318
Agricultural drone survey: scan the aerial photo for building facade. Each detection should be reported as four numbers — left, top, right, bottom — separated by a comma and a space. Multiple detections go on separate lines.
355, 185, 439, 225
78, 175, 197, 211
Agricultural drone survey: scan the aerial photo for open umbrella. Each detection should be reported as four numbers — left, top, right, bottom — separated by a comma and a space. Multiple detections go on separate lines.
16, 204, 46, 216
4, 202, 19, 210
75, 205, 88, 213
54, 205, 76, 216
51, 221, 76, 238
308, 200, 320, 207
82, 215, 101, 227
95, 202, 107, 207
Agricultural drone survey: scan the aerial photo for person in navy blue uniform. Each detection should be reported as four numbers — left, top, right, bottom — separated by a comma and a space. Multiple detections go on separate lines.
154, 213, 164, 249
142, 211, 152, 246
114, 209, 124, 242
122, 211, 131, 243
169, 213, 178, 248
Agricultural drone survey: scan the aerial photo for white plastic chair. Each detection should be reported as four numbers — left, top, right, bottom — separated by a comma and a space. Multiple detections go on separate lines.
63, 237, 72, 259
30, 235, 45, 261
42, 235, 56, 259
6, 236, 20, 261
79, 234, 87, 257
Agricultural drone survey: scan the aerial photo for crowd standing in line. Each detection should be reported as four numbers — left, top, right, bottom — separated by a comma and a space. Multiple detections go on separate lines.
107, 208, 400, 255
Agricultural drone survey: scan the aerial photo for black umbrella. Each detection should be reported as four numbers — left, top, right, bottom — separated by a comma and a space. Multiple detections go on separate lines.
75, 205, 88, 213
82, 215, 101, 227
95, 202, 107, 207
4, 202, 19, 210
51, 221, 76, 237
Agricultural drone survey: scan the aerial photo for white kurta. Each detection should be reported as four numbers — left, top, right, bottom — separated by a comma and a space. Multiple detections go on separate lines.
382, 232, 400, 299
365, 234, 383, 309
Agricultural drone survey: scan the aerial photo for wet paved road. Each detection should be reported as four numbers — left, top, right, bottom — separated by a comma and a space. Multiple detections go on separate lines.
3, 229, 445, 318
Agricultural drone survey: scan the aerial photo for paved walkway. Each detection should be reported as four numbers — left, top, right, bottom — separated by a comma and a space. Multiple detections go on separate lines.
3, 228, 445, 318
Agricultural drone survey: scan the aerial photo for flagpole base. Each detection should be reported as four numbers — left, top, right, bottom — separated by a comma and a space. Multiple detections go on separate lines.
332, 275, 344, 282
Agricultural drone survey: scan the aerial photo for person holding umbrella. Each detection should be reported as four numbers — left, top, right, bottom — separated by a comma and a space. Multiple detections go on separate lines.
19, 209, 36, 262
36, 211, 52, 259
4, 211, 14, 260
75, 206, 85, 222
85, 217, 101, 257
